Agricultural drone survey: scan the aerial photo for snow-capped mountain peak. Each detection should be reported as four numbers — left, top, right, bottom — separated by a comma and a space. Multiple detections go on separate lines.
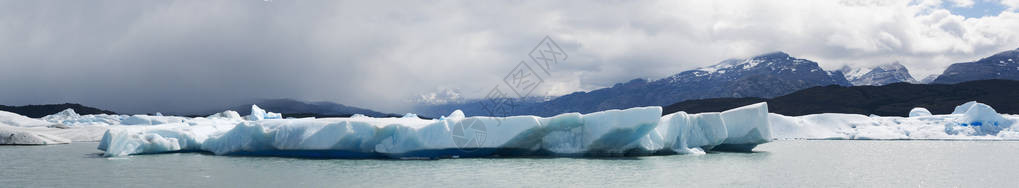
654, 51, 849, 102
839, 65, 867, 81
416, 51, 851, 117
414, 88, 465, 105
933, 48, 1019, 84
919, 74, 940, 84
840, 62, 916, 86
686, 51, 816, 78
876, 62, 908, 71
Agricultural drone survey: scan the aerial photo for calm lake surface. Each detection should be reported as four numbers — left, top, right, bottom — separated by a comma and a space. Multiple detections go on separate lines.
2, 140, 1018, 187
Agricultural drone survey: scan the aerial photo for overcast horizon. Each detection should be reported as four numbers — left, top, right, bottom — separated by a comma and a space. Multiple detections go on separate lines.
3, 0, 1019, 114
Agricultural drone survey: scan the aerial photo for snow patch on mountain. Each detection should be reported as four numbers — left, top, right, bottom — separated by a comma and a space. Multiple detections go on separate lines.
685, 52, 821, 79
933, 48, 1019, 84
415, 88, 465, 105
839, 62, 917, 86
919, 74, 940, 84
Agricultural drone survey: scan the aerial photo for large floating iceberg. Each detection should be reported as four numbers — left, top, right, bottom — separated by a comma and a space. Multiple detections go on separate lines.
12, 99, 1015, 157
770, 101, 1019, 140
0, 127, 71, 145
42, 108, 189, 126
635, 103, 771, 155
0, 111, 69, 145
98, 104, 774, 158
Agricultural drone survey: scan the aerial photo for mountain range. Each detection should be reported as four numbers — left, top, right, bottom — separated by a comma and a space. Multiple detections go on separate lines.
417, 52, 852, 117
417, 48, 1019, 117
836, 48, 1019, 85
6, 49, 1019, 119
664, 79, 1019, 116
838, 62, 917, 86
933, 48, 1019, 84
0, 103, 117, 118
918, 74, 940, 84
522, 52, 852, 116
217, 98, 394, 118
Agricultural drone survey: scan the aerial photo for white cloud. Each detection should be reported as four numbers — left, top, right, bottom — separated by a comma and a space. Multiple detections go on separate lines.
1, 0, 1018, 113
949, 0, 976, 8
1002, 0, 1019, 10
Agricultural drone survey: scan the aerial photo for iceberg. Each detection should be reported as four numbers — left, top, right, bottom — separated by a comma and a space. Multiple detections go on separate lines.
948, 102, 1012, 136
952, 101, 979, 114
637, 102, 771, 154
538, 107, 662, 156
41, 108, 123, 126
247, 105, 282, 121
18, 99, 1019, 157
120, 115, 187, 125
909, 107, 932, 117
0, 127, 71, 145
98, 104, 774, 158
1, 110, 58, 128
1, 110, 70, 145
770, 101, 1019, 140
206, 110, 242, 120
717, 103, 772, 150
2, 108, 248, 145
42, 108, 191, 126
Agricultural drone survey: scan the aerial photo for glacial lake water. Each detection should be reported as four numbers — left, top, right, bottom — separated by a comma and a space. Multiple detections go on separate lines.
2, 140, 1018, 187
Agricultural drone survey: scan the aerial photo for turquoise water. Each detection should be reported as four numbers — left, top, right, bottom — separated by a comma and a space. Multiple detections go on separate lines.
3, 140, 1019, 187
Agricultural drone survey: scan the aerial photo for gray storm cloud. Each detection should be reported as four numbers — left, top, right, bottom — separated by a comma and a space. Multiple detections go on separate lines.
1, 0, 1019, 114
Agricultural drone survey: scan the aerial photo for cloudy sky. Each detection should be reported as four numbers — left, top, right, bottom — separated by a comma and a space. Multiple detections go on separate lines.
2, 0, 1019, 114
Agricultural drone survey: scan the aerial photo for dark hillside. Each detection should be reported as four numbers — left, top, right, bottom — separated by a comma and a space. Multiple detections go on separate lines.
665, 79, 1019, 116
